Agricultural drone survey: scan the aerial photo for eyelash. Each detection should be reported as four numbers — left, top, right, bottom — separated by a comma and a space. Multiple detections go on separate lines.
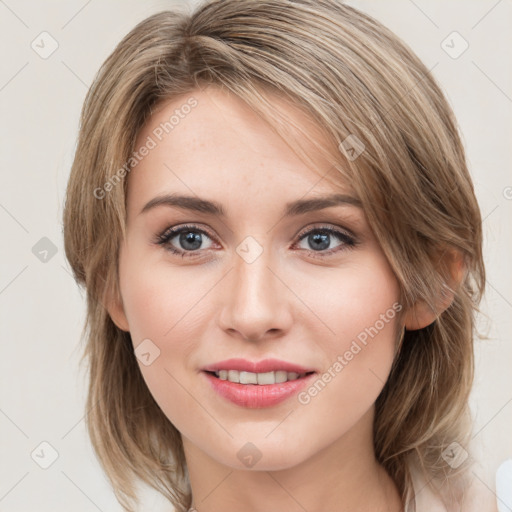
154, 223, 358, 259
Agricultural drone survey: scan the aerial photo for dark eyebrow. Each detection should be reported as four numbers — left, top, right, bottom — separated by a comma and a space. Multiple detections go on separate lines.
139, 193, 362, 217
284, 193, 362, 216
140, 194, 226, 216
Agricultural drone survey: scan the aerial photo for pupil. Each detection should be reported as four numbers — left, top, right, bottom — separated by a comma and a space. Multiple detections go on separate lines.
310, 232, 329, 251
180, 231, 202, 250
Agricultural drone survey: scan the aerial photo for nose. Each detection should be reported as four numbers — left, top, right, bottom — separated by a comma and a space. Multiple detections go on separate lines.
218, 244, 293, 342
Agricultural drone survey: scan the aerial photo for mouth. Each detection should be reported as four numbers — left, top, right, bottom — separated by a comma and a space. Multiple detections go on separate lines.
203, 369, 316, 385
200, 358, 318, 408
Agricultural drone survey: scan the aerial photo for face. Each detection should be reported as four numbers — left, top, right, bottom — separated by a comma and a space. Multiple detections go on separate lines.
110, 85, 403, 471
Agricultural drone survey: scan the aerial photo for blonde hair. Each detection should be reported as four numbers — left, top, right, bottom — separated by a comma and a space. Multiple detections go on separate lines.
62, 1, 485, 510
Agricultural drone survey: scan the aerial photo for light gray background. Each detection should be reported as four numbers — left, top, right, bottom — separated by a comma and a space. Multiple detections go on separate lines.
0, 0, 511, 510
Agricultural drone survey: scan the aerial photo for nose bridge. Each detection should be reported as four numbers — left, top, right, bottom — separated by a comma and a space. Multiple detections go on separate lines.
234, 248, 273, 308
219, 237, 290, 340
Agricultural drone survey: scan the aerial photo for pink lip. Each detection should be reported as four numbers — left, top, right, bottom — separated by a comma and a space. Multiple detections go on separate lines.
201, 358, 317, 409
201, 358, 315, 374
202, 371, 316, 409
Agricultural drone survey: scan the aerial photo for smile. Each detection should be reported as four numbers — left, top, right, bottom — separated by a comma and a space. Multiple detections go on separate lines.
211, 369, 313, 385
202, 370, 317, 408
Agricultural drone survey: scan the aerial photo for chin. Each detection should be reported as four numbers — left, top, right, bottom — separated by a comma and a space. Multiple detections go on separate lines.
216, 437, 313, 472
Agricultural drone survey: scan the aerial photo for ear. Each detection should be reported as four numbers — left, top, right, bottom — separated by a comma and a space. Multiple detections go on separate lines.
103, 284, 130, 332
404, 248, 467, 330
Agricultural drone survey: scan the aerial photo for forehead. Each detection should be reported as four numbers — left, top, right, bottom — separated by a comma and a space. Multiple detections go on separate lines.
126, 85, 354, 216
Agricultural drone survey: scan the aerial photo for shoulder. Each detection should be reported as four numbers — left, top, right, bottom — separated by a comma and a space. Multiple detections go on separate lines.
458, 465, 499, 512
407, 464, 448, 512
408, 459, 498, 512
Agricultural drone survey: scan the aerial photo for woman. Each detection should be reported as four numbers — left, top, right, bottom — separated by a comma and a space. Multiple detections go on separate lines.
62, 1, 495, 510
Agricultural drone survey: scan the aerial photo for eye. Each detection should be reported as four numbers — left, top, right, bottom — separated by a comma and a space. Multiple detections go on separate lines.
293, 225, 357, 258
155, 223, 358, 259
155, 224, 216, 258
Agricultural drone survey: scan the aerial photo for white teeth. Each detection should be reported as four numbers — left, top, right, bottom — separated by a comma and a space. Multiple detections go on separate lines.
227, 370, 239, 383
213, 369, 308, 385
275, 370, 288, 383
239, 371, 258, 384
257, 371, 275, 385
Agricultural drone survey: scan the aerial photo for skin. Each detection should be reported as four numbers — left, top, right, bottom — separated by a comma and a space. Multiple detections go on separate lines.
107, 85, 449, 512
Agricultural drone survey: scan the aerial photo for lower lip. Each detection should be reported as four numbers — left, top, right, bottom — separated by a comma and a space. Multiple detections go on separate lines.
202, 371, 316, 408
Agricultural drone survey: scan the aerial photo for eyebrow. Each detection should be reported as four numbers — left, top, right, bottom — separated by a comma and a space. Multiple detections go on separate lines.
139, 193, 363, 217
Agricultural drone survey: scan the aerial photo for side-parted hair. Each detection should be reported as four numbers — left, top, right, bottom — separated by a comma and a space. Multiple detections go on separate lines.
62, 1, 485, 510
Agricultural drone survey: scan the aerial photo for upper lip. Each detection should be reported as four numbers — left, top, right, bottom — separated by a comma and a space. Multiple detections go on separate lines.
201, 358, 316, 374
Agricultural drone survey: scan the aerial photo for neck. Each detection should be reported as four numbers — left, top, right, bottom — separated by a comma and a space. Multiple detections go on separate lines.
183, 408, 403, 512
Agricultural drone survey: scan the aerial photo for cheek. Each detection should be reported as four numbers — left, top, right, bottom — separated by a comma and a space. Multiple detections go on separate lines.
301, 256, 401, 349
119, 249, 211, 347
118, 247, 228, 370
294, 258, 401, 415
118, 258, 213, 432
